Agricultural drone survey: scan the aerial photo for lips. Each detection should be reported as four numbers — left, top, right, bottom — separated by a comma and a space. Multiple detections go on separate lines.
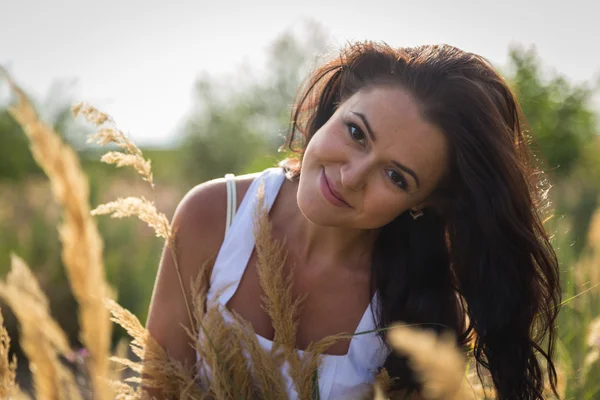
321, 168, 352, 208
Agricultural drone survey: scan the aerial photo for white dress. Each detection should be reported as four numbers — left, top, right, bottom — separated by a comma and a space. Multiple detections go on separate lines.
197, 167, 390, 399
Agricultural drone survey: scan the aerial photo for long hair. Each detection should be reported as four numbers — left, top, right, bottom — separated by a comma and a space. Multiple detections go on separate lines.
279, 42, 561, 399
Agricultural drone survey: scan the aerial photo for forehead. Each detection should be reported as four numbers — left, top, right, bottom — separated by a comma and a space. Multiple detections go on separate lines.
341, 85, 449, 190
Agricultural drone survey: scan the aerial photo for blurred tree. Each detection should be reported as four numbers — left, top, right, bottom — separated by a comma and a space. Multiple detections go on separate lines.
0, 108, 41, 181
507, 46, 600, 255
508, 46, 599, 178
0, 78, 85, 181
178, 20, 331, 186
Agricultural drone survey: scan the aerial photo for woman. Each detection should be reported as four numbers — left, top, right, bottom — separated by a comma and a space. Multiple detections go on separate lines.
146, 41, 561, 399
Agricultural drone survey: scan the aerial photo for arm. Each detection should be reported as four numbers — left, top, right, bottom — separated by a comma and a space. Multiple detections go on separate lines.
143, 173, 256, 397
143, 179, 229, 394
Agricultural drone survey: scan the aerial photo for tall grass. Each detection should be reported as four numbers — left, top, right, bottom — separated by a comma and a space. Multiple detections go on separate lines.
3, 75, 112, 399
1, 72, 596, 399
554, 208, 600, 399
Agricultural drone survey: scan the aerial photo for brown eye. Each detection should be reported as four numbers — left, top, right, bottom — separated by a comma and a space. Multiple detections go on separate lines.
387, 170, 408, 190
348, 124, 366, 145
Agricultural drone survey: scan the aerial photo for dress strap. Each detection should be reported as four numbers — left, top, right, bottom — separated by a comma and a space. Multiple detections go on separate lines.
208, 167, 285, 304
224, 173, 237, 238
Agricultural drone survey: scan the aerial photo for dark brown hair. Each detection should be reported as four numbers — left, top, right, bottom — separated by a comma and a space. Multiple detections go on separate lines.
280, 41, 561, 399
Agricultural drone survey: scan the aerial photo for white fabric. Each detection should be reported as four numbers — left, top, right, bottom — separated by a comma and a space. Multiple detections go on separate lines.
224, 173, 237, 237
198, 167, 390, 399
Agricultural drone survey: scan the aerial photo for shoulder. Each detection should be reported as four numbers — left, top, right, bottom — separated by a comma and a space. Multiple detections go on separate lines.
145, 171, 264, 368
171, 171, 263, 260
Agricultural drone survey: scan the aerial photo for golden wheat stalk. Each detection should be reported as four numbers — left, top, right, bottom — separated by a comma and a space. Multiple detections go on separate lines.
73, 102, 320, 399
69, 100, 400, 399
228, 311, 289, 398
101, 152, 153, 186
71, 103, 231, 399
86, 149, 255, 399
193, 307, 253, 399
92, 196, 171, 240
372, 368, 394, 399
252, 183, 356, 399
73, 103, 154, 188
75, 103, 197, 341
0, 254, 81, 400
188, 262, 288, 399
109, 380, 143, 400
387, 324, 474, 400
253, 182, 305, 352
105, 299, 206, 400
252, 182, 314, 397
0, 307, 19, 398
6, 77, 112, 399
372, 381, 387, 400
294, 333, 350, 399
583, 316, 600, 376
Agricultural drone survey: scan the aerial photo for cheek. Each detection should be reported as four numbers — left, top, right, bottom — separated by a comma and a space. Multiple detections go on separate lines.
359, 191, 406, 228
306, 124, 348, 159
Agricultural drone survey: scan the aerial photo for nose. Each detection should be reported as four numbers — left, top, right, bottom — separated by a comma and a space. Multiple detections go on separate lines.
340, 160, 369, 192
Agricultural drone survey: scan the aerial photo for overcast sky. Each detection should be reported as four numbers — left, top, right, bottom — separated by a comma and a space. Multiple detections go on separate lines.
1, 0, 598, 146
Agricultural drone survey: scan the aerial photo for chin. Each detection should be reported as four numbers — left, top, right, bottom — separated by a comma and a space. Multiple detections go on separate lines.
296, 173, 339, 227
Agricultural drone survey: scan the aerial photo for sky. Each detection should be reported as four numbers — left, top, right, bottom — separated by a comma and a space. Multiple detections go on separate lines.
1, 0, 599, 147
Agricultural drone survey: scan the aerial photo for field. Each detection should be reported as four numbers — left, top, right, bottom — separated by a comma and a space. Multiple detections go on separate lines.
0, 68, 599, 399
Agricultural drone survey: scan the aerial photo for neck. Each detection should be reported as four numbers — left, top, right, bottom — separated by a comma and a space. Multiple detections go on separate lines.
273, 177, 379, 270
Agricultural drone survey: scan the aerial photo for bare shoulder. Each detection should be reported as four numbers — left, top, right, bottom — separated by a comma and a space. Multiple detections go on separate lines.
145, 171, 262, 368
171, 171, 261, 262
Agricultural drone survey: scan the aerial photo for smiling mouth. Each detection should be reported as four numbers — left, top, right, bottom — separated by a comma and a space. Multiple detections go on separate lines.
327, 179, 350, 205
321, 168, 352, 208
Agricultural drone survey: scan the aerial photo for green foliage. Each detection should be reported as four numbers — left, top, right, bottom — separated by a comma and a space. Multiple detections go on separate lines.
550, 213, 600, 399
0, 79, 89, 182
180, 96, 271, 184
507, 46, 600, 398
1, 24, 600, 397
0, 108, 42, 181
178, 21, 330, 186
507, 46, 600, 256
508, 46, 599, 178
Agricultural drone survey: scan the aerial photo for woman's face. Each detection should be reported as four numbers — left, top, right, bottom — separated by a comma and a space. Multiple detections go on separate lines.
297, 84, 449, 229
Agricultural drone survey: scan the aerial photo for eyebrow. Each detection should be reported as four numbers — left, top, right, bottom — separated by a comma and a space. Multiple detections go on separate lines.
351, 111, 421, 189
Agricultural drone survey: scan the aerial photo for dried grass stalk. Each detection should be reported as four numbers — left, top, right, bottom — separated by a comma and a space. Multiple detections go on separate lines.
193, 306, 254, 399
372, 382, 387, 400
252, 182, 353, 399
253, 182, 305, 351
105, 299, 204, 400
575, 208, 600, 287
6, 76, 112, 399
71, 102, 110, 126
583, 316, 600, 376
109, 380, 144, 400
78, 103, 197, 344
1, 255, 72, 355
368, 368, 395, 400
0, 307, 19, 398
73, 103, 154, 188
187, 258, 288, 399
387, 324, 473, 400
253, 182, 310, 395
587, 316, 600, 350
374, 368, 393, 395
190, 257, 215, 324
542, 363, 565, 400
92, 196, 171, 240
228, 311, 288, 398
0, 254, 81, 400
100, 151, 153, 187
